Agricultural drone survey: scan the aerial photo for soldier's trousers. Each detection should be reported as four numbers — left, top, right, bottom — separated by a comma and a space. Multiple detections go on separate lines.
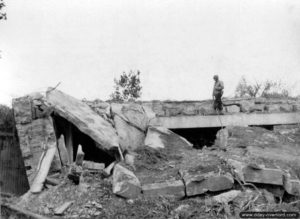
213, 93, 223, 111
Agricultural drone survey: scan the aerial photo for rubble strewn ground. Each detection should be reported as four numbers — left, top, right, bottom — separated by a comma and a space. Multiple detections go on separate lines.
2, 170, 300, 219
1, 124, 299, 218
2, 90, 300, 218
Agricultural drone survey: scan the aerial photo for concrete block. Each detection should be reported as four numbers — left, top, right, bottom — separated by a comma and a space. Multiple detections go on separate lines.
243, 167, 283, 186
142, 180, 185, 198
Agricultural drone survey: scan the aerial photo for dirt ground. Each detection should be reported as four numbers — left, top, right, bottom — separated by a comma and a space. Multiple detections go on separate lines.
2, 170, 299, 219
2, 171, 216, 219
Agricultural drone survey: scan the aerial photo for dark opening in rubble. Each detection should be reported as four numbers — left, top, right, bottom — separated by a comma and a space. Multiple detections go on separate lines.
52, 114, 115, 166
250, 125, 274, 131
171, 127, 221, 149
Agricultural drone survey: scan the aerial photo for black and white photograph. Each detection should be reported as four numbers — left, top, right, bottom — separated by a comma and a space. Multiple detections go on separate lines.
0, 0, 300, 218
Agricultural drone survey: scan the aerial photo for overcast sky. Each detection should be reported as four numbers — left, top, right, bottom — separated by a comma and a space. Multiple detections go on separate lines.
0, 0, 300, 106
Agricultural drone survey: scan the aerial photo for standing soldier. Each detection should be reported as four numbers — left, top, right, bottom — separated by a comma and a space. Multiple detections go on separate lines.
212, 75, 224, 112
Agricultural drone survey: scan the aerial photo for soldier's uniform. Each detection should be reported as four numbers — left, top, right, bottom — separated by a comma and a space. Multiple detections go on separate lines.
213, 77, 224, 112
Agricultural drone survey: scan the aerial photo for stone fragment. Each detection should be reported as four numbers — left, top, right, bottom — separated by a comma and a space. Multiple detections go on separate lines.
142, 180, 185, 198
124, 153, 136, 168
46, 89, 119, 153
54, 201, 74, 215
68, 165, 83, 185
104, 161, 116, 176
183, 173, 234, 196
142, 105, 156, 121
121, 104, 149, 131
243, 166, 284, 186
213, 190, 242, 204
112, 164, 141, 199
82, 161, 105, 171
91, 101, 111, 118
45, 177, 60, 186
56, 135, 69, 167
214, 128, 229, 148
75, 145, 85, 166
180, 152, 234, 197
145, 126, 192, 149
30, 138, 57, 193
114, 115, 145, 151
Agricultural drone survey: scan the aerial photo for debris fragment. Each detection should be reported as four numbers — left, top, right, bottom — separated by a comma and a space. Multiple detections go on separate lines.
104, 161, 116, 176
112, 163, 142, 199
30, 135, 57, 194
213, 190, 242, 204
82, 161, 105, 171
142, 180, 185, 199
75, 145, 85, 166
54, 201, 74, 215
68, 164, 83, 185
45, 177, 60, 186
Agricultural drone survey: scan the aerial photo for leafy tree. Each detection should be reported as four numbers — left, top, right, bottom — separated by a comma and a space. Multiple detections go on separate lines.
110, 70, 142, 102
0, 0, 6, 20
235, 76, 290, 98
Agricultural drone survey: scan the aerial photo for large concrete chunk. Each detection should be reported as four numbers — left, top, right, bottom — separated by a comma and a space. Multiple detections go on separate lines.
121, 104, 149, 131
114, 115, 145, 151
243, 166, 284, 186
112, 163, 141, 199
142, 180, 185, 198
111, 103, 150, 131
180, 153, 234, 197
183, 173, 234, 196
145, 126, 193, 149
46, 89, 119, 152
215, 126, 300, 196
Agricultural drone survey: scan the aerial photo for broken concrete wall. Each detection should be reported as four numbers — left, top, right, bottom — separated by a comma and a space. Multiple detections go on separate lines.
142, 98, 300, 117
12, 94, 57, 184
84, 97, 300, 118
46, 89, 120, 154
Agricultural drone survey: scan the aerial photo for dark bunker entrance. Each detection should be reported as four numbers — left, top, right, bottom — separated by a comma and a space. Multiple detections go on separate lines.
52, 114, 115, 166
171, 127, 222, 149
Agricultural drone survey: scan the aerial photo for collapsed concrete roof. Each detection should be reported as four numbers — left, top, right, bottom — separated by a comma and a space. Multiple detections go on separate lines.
46, 88, 119, 152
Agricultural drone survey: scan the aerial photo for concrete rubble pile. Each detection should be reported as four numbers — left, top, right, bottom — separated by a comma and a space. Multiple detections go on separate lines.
214, 125, 300, 196
11, 88, 300, 214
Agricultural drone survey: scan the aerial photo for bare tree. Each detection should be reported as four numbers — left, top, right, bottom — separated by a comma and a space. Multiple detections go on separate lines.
235, 76, 290, 98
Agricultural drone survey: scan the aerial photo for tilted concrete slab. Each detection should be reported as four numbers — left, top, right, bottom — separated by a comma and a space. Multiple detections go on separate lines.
150, 112, 300, 128
46, 89, 120, 152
